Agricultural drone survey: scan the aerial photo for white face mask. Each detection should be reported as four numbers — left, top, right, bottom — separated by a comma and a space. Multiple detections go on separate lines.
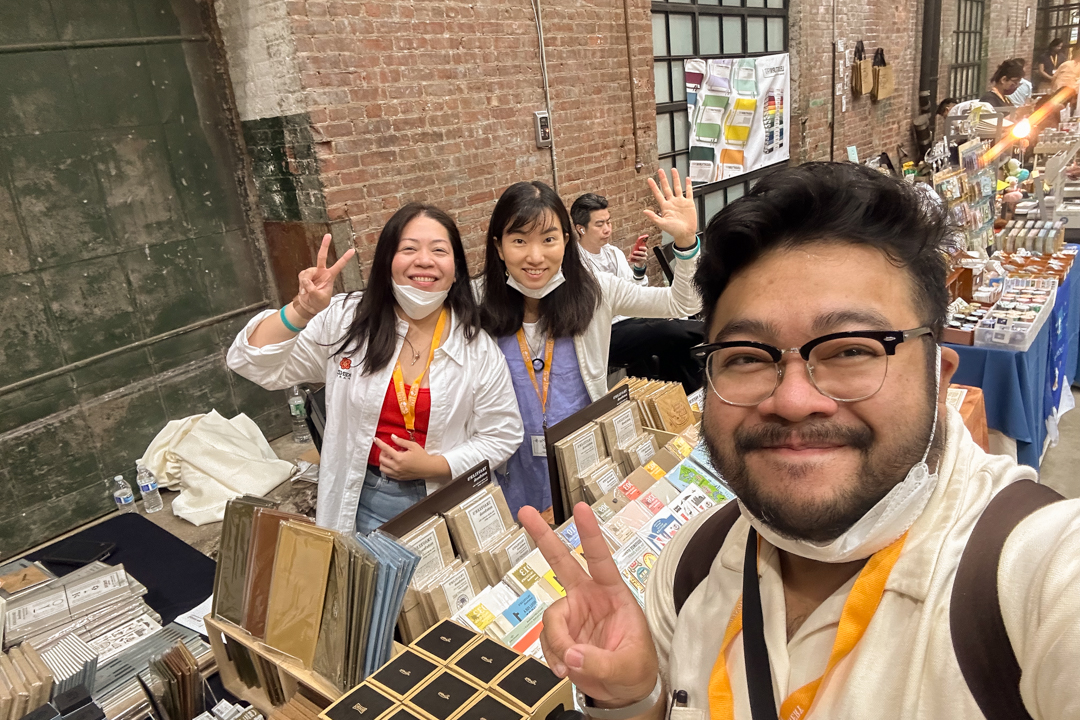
743, 347, 943, 564
392, 282, 449, 320
506, 268, 566, 299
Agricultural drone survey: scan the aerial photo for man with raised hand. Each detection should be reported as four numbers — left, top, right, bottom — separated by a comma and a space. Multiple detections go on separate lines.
521, 162, 1080, 719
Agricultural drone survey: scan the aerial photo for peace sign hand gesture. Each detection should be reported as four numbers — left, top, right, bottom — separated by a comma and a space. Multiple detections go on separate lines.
644, 168, 697, 249
294, 234, 356, 320
519, 503, 660, 709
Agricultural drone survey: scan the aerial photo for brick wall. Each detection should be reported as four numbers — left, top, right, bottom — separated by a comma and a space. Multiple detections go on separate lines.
788, 0, 921, 166
937, 0, 1037, 103
216, 0, 661, 277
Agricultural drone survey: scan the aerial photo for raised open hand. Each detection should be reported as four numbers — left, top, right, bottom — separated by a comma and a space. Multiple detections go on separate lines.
643, 168, 697, 248
519, 503, 659, 707
294, 234, 356, 319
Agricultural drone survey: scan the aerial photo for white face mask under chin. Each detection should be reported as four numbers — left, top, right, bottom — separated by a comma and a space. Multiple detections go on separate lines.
506, 268, 566, 299
743, 347, 943, 564
392, 282, 449, 320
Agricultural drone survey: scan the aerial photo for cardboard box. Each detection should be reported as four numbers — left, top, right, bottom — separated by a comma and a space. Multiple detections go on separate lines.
320, 684, 398, 720
402, 517, 457, 587
368, 650, 441, 701
411, 620, 482, 665
490, 658, 572, 720
451, 695, 526, 720
406, 671, 483, 720
384, 708, 425, 720
448, 638, 521, 689
444, 486, 515, 561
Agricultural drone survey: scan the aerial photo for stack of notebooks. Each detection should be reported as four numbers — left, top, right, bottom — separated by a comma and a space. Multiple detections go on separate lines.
0, 641, 55, 720
212, 497, 420, 695
39, 636, 95, 700
14, 684, 103, 720
319, 619, 570, 720
3, 562, 159, 654
137, 642, 203, 720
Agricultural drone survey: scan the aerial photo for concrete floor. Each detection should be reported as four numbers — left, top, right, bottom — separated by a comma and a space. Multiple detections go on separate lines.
1033, 387, 1080, 499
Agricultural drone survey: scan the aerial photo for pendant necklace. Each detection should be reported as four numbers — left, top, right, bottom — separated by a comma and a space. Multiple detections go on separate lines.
401, 335, 422, 364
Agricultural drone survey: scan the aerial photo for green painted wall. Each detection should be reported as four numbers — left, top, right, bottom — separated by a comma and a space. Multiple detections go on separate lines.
0, 0, 287, 558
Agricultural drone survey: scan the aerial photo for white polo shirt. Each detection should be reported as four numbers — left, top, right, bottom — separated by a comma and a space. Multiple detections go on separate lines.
644, 407, 1080, 719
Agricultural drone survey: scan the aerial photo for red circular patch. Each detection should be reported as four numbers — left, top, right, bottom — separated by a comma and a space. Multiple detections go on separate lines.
340, 358, 352, 370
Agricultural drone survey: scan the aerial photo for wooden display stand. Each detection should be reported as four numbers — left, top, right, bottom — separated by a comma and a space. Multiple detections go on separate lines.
204, 614, 340, 716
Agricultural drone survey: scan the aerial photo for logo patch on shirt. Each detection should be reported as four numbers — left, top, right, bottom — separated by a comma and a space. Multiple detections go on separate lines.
337, 357, 353, 380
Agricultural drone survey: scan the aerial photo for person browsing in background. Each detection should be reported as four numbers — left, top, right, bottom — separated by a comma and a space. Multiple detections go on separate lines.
480, 170, 702, 520
571, 192, 704, 393
1036, 37, 1065, 91
1007, 57, 1033, 106
518, 162, 1080, 719
1052, 44, 1080, 103
227, 204, 523, 535
980, 59, 1024, 110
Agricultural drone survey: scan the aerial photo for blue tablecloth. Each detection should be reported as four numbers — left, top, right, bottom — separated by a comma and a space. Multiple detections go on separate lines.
947, 262, 1080, 470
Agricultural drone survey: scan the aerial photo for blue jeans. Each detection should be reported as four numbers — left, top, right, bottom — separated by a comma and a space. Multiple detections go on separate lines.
354, 466, 427, 535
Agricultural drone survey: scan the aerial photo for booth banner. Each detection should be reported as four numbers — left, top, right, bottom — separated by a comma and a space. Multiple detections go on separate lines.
683, 53, 790, 184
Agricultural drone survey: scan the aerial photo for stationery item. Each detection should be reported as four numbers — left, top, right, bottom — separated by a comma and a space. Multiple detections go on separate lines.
604, 501, 655, 545
264, 522, 336, 669
694, 94, 728, 144
668, 484, 717, 523
399, 517, 455, 588
443, 487, 514, 560
733, 58, 757, 96
243, 509, 313, 639
355, 533, 421, 678
723, 98, 757, 147
454, 695, 526, 720
449, 638, 519, 689
637, 508, 683, 553
212, 496, 277, 625
490, 657, 570, 719
320, 683, 396, 720
368, 649, 439, 701
407, 670, 482, 720
595, 405, 643, 457
612, 537, 659, 607
688, 146, 717, 183
313, 535, 353, 691
410, 620, 479, 665
0, 664, 12, 720
0, 561, 56, 601
706, 59, 733, 92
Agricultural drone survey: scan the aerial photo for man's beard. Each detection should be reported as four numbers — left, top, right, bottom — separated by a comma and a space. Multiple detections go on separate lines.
702, 400, 939, 544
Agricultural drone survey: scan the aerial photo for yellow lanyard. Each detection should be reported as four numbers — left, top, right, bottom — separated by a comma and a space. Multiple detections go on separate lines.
391, 309, 447, 440
515, 328, 555, 421
708, 532, 908, 720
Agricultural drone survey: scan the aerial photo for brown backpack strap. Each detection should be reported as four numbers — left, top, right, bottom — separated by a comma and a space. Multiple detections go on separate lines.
673, 500, 741, 615
951, 479, 1065, 720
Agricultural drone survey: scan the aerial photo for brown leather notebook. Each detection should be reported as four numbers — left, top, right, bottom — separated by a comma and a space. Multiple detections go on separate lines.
212, 495, 277, 625
242, 508, 313, 638
264, 521, 337, 668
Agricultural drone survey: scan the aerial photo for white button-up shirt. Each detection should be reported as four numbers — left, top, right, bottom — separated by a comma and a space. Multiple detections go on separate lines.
227, 294, 524, 533
645, 407, 1080, 719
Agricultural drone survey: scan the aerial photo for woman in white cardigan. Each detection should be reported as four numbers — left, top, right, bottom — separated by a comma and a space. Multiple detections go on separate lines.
227, 204, 523, 534
479, 169, 701, 519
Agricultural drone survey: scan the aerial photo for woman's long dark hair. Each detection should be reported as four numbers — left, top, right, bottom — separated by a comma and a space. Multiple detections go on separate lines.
480, 181, 600, 338
333, 203, 480, 374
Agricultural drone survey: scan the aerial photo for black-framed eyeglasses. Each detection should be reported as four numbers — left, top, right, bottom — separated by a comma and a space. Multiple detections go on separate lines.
691, 327, 934, 406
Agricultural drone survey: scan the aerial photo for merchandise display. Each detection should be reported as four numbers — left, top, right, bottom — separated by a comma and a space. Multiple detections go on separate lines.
318, 620, 568, 720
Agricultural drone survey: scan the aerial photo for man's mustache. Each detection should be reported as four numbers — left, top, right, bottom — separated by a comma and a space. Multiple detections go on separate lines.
734, 421, 874, 453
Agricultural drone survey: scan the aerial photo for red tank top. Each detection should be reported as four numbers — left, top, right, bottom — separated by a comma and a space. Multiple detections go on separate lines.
369, 380, 431, 466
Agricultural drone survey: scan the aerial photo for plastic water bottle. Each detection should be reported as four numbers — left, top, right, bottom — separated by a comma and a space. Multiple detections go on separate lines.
288, 386, 311, 443
110, 475, 137, 514
136, 463, 163, 513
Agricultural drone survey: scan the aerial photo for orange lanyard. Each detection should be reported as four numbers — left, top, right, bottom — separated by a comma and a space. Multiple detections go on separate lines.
708, 532, 908, 720
392, 309, 447, 439
515, 328, 555, 422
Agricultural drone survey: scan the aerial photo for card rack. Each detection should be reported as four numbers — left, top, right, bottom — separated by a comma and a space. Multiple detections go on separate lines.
204, 614, 340, 716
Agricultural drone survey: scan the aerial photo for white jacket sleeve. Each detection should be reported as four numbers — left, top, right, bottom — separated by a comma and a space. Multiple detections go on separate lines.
613, 245, 649, 287
1000, 498, 1080, 719
226, 295, 351, 390
605, 250, 701, 319
439, 336, 525, 478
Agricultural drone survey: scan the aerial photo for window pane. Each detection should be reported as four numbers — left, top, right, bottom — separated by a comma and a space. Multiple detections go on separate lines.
675, 152, 689, 180
747, 17, 765, 53
723, 16, 743, 54
657, 113, 674, 154
672, 62, 687, 102
699, 0, 719, 5
673, 110, 689, 151
767, 17, 784, 51
746, 0, 765, 6
726, 183, 745, 203
699, 15, 721, 56
767, 0, 784, 7
669, 14, 694, 56
722, 0, 741, 6
660, 156, 675, 171
655, 62, 671, 103
670, 0, 691, 4
704, 189, 726, 224
653, 15, 668, 56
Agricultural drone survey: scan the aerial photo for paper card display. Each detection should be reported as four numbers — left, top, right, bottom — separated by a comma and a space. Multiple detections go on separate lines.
612, 537, 659, 607
637, 509, 683, 552
684, 54, 790, 183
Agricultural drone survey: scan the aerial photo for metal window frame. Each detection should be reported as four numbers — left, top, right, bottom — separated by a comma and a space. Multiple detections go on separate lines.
949, 0, 987, 101
652, 0, 788, 225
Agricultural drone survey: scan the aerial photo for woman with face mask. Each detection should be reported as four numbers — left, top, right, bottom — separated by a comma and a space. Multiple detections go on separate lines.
228, 204, 524, 534
480, 170, 700, 519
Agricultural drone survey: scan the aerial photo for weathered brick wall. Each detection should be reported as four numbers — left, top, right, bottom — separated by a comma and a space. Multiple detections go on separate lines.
281, 0, 659, 273
985, 0, 1037, 85
788, 0, 921, 166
